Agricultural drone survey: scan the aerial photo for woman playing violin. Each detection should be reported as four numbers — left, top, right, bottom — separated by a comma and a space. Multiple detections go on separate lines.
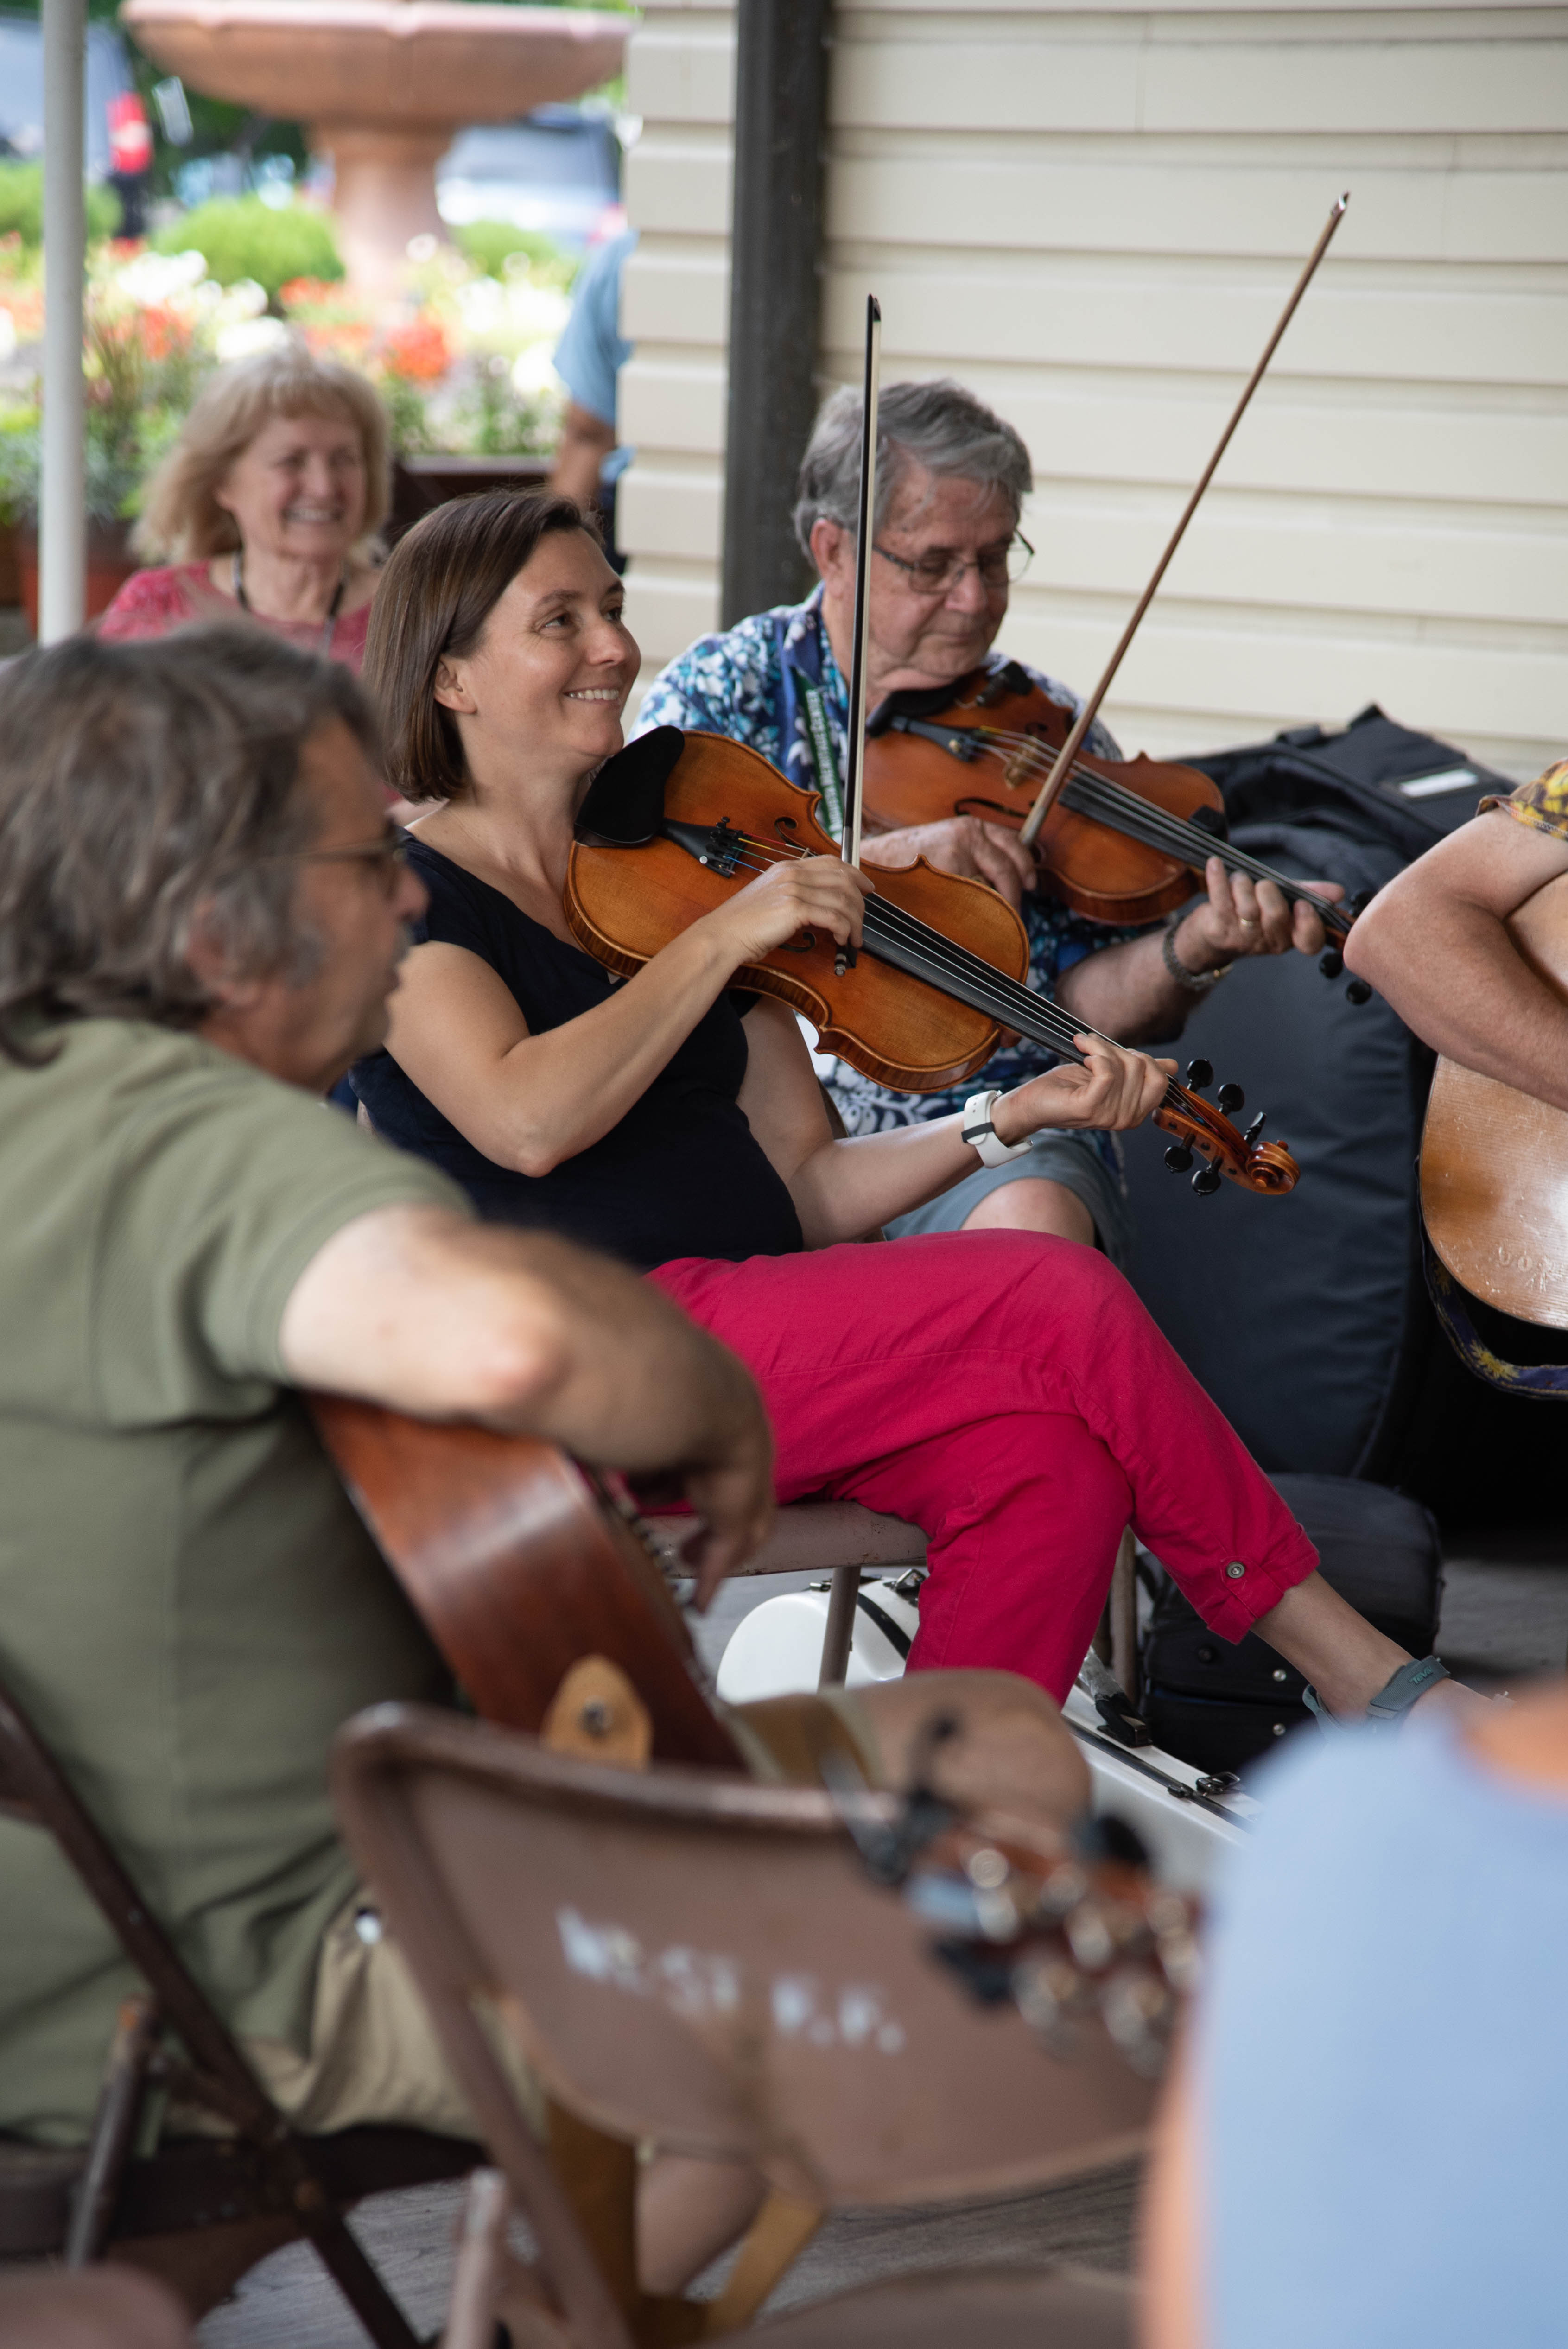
350, 486, 1465, 1730
637, 379, 1339, 1263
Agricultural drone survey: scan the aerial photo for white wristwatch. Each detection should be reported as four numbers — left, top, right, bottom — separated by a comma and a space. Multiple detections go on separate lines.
961, 1089, 1032, 1168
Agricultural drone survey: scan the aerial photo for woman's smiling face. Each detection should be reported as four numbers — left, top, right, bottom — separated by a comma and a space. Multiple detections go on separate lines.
435, 527, 640, 782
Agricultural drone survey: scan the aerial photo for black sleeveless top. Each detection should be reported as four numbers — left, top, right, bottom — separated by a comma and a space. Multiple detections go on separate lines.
352, 839, 803, 1270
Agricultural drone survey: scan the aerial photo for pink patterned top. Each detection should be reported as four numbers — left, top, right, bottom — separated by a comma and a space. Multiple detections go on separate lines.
97, 563, 374, 674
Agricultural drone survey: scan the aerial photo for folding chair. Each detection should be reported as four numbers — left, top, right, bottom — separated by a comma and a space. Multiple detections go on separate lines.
645, 1504, 927, 1688
333, 1702, 1147, 2347
0, 1672, 480, 2343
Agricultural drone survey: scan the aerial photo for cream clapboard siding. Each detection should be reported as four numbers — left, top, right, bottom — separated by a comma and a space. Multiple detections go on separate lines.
621, 2, 1567, 781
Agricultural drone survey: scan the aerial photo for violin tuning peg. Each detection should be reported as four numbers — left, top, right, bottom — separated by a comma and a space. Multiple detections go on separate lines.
1191, 1163, 1223, 1198
1243, 1112, 1267, 1147
1163, 1143, 1194, 1174
1185, 1058, 1213, 1091
1345, 978, 1372, 1006
1349, 889, 1374, 917
1216, 1081, 1244, 1113
1318, 949, 1344, 980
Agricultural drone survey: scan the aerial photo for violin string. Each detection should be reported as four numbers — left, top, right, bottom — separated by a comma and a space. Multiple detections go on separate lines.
936, 730, 1348, 932
709, 830, 1198, 1117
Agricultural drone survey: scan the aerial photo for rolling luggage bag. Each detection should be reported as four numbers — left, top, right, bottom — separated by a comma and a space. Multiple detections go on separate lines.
1139, 1472, 1442, 1776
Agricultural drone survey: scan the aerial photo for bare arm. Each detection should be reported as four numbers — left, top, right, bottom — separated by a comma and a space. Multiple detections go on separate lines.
1059, 860, 1346, 1046
279, 1205, 774, 1595
737, 996, 1174, 1248
384, 856, 872, 1176
1344, 810, 1568, 1108
547, 400, 616, 512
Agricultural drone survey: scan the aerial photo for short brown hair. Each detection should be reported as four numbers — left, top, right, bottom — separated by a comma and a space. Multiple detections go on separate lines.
364, 489, 596, 804
0, 627, 376, 1064
133, 344, 391, 562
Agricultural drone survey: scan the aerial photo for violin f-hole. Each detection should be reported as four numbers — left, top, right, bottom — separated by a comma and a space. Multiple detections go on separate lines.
780, 928, 816, 955
774, 815, 800, 841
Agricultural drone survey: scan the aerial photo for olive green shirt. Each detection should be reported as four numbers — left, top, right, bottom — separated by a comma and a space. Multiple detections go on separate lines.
0, 1019, 470, 2143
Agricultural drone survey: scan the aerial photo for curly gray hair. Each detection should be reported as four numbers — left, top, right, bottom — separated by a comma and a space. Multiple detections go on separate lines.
793, 378, 1032, 559
0, 626, 377, 1064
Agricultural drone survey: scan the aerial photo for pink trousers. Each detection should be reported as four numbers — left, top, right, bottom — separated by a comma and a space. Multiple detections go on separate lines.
652, 1232, 1317, 1702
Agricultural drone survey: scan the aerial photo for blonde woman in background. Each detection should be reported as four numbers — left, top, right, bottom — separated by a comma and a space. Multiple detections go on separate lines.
99, 347, 389, 672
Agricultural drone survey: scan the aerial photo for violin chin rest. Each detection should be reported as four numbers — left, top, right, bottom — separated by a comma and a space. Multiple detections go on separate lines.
575, 726, 686, 847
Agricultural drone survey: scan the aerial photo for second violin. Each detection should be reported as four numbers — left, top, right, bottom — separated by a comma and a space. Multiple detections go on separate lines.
864, 659, 1367, 997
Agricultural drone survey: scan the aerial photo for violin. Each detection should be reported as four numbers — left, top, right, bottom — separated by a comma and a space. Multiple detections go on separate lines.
567, 724, 1299, 1200
863, 660, 1365, 994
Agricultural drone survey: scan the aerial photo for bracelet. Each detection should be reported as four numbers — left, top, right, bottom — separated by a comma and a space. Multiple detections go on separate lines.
1303, 1655, 1451, 1734
1162, 908, 1230, 995
961, 1088, 1033, 1168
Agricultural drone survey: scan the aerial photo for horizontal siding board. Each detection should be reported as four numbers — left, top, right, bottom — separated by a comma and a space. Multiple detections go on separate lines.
828, 157, 1568, 266
626, 25, 734, 123
617, 463, 724, 560
1017, 493, 1568, 628
943, 378, 1568, 510
620, 358, 728, 453
832, 34, 1568, 138
622, 249, 730, 343
1005, 608, 1568, 745
625, 142, 732, 237
820, 263, 1568, 387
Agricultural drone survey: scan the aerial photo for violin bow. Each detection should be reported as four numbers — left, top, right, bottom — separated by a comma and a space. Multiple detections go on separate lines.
840, 292, 882, 874
1019, 195, 1350, 850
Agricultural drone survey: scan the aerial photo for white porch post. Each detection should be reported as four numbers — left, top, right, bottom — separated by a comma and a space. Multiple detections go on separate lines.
41, 0, 87, 644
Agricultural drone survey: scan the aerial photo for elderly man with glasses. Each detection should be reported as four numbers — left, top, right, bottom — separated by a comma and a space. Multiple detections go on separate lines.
636, 379, 1334, 1260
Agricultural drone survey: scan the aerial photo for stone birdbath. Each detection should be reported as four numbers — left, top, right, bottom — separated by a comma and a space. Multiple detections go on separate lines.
121, 0, 628, 297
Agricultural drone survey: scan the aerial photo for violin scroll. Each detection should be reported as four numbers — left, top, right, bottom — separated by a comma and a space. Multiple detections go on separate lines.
1156, 1065, 1298, 1199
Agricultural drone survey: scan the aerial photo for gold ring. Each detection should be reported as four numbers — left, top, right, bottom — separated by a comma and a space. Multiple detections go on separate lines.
1239, 917, 1259, 930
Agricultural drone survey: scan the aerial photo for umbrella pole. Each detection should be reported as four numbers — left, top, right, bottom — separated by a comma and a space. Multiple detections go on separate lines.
41, 0, 87, 644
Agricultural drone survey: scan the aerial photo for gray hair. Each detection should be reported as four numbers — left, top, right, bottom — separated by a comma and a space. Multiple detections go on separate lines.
793, 378, 1032, 559
0, 626, 378, 1064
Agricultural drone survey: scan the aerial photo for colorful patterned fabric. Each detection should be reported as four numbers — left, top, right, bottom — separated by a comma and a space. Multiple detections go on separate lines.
634, 588, 1153, 1167
1480, 758, 1568, 844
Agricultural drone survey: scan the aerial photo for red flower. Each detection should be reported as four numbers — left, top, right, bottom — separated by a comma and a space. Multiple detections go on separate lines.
382, 317, 451, 384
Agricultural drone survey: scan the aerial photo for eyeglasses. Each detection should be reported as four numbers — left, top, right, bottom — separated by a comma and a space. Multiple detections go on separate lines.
872, 531, 1034, 597
267, 830, 410, 895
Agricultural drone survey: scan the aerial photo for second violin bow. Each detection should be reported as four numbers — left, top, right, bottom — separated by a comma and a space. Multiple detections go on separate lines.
1019, 194, 1350, 850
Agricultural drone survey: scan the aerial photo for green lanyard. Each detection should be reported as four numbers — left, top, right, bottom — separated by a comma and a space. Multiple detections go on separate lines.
798, 678, 845, 843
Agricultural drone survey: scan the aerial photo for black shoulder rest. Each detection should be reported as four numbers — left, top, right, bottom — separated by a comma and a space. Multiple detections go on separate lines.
575, 727, 686, 845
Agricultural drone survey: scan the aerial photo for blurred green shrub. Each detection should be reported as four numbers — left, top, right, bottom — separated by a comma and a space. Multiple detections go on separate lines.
0, 163, 121, 248
151, 196, 342, 301
452, 219, 577, 290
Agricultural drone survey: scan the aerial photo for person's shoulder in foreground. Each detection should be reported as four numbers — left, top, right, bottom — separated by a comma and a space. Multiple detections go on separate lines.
1480, 754, 1568, 845
95, 562, 207, 641
1193, 1705, 1568, 2348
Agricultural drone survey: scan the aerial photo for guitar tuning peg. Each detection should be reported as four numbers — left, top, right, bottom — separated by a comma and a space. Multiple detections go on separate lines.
1216, 1081, 1244, 1113
1185, 1058, 1213, 1091
1191, 1163, 1222, 1197
1163, 1143, 1194, 1174
1318, 949, 1344, 979
1345, 978, 1372, 1005
1243, 1112, 1267, 1147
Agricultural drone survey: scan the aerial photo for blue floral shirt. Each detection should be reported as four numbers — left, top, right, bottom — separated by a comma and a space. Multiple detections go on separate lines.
634, 588, 1150, 1165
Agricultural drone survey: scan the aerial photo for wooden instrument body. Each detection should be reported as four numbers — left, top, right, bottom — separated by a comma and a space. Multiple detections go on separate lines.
569, 730, 1029, 1095
863, 667, 1227, 926
1421, 874, 1568, 1330
311, 1394, 744, 1770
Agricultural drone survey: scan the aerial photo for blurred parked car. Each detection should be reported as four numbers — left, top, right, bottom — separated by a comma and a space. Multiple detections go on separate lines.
0, 9, 139, 179
436, 103, 623, 250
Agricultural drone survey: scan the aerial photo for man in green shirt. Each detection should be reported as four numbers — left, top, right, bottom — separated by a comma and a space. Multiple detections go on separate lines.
0, 627, 772, 2149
